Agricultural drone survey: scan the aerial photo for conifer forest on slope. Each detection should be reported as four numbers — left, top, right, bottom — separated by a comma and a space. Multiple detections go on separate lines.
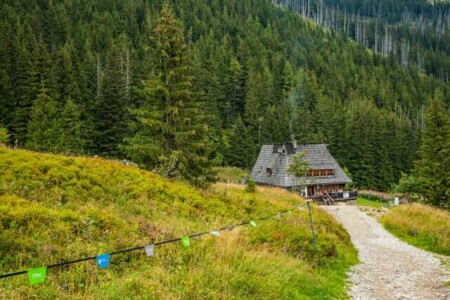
0, 0, 449, 197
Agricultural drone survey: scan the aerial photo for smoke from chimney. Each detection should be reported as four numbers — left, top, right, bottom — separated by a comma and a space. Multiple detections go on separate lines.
290, 134, 297, 149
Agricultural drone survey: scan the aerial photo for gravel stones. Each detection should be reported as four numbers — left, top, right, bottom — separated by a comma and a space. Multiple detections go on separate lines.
326, 205, 450, 300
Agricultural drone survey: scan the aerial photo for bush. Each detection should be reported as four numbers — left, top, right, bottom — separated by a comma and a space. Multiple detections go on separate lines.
245, 179, 256, 193
0, 127, 9, 144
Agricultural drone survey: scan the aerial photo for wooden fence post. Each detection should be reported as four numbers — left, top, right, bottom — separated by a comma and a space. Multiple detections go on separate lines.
307, 201, 318, 254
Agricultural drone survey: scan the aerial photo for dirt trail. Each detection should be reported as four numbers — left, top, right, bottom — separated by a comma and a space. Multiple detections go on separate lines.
323, 205, 450, 300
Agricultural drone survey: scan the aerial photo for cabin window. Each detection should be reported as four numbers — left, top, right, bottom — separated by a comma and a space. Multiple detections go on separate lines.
266, 168, 273, 175
307, 169, 334, 177
325, 169, 334, 176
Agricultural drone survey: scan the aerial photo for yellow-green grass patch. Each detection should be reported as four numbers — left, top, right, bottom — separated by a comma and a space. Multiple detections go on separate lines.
382, 203, 450, 255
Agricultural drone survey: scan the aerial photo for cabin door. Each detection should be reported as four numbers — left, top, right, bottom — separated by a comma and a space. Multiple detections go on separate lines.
307, 186, 315, 196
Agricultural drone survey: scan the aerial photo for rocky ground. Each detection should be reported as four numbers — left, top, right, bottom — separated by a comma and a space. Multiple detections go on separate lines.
322, 205, 450, 300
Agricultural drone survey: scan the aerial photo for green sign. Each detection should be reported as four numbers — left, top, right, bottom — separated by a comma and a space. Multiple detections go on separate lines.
181, 236, 190, 247
28, 267, 47, 285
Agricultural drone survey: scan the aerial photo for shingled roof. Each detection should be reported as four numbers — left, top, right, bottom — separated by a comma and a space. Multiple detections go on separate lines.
249, 143, 351, 188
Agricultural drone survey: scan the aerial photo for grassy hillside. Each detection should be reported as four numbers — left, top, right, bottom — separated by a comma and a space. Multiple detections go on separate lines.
0, 147, 357, 299
382, 204, 450, 255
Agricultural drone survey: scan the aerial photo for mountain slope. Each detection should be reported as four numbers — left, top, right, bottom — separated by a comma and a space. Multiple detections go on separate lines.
276, 0, 450, 79
0, 147, 357, 299
0, 0, 449, 191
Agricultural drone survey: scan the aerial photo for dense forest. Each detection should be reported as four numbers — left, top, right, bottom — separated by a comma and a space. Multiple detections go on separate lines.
276, 0, 450, 80
0, 0, 449, 197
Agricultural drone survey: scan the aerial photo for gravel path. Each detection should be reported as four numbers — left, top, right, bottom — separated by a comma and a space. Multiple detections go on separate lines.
324, 205, 450, 300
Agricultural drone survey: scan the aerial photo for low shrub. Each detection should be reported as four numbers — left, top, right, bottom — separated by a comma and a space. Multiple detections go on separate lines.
0, 127, 9, 145
245, 179, 256, 193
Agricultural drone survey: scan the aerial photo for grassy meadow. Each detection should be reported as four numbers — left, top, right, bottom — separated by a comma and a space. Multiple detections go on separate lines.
382, 204, 450, 255
356, 197, 386, 208
0, 147, 357, 299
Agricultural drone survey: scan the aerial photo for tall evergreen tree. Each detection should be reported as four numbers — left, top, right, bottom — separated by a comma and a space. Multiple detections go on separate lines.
26, 84, 59, 152
226, 57, 245, 126
413, 91, 450, 206
123, 4, 215, 188
93, 43, 129, 157
0, 70, 12, 131
55, 42, 82, 105
224, 116, 256, 169
57, 98, 83, 154
244, 59, 274, 145
12, 41, 35, 146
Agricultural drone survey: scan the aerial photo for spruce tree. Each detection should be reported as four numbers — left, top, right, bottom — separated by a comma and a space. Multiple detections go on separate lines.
12, 44, 35, 146
414, 91, 450, 206
371, 114, 393, 191
282, 61, 295, 99
244, 59, 273, 128
124, 4, 215, 188
93, 43, 129, 157
223, 57, 245, 126
225, 116, 255, 169
57, 98, 83, 154
0, 70, 12, 131
26, 85, 59, 152
55, 42, 82, 106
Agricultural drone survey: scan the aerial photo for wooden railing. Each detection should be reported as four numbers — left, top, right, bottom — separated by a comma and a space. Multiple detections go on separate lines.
323, 192, 334, 205
327, 191, 358, 200
308, 191, 358, 203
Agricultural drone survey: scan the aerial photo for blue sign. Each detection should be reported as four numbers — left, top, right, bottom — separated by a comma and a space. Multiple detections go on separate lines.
96, 253, 110, 269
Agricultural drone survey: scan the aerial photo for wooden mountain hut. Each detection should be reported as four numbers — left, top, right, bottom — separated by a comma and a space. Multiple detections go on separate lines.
249, 143, 357, 204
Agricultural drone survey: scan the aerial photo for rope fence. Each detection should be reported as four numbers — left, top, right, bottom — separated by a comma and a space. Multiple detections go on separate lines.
320, 207, 340, 217
0, 204, 311, 285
